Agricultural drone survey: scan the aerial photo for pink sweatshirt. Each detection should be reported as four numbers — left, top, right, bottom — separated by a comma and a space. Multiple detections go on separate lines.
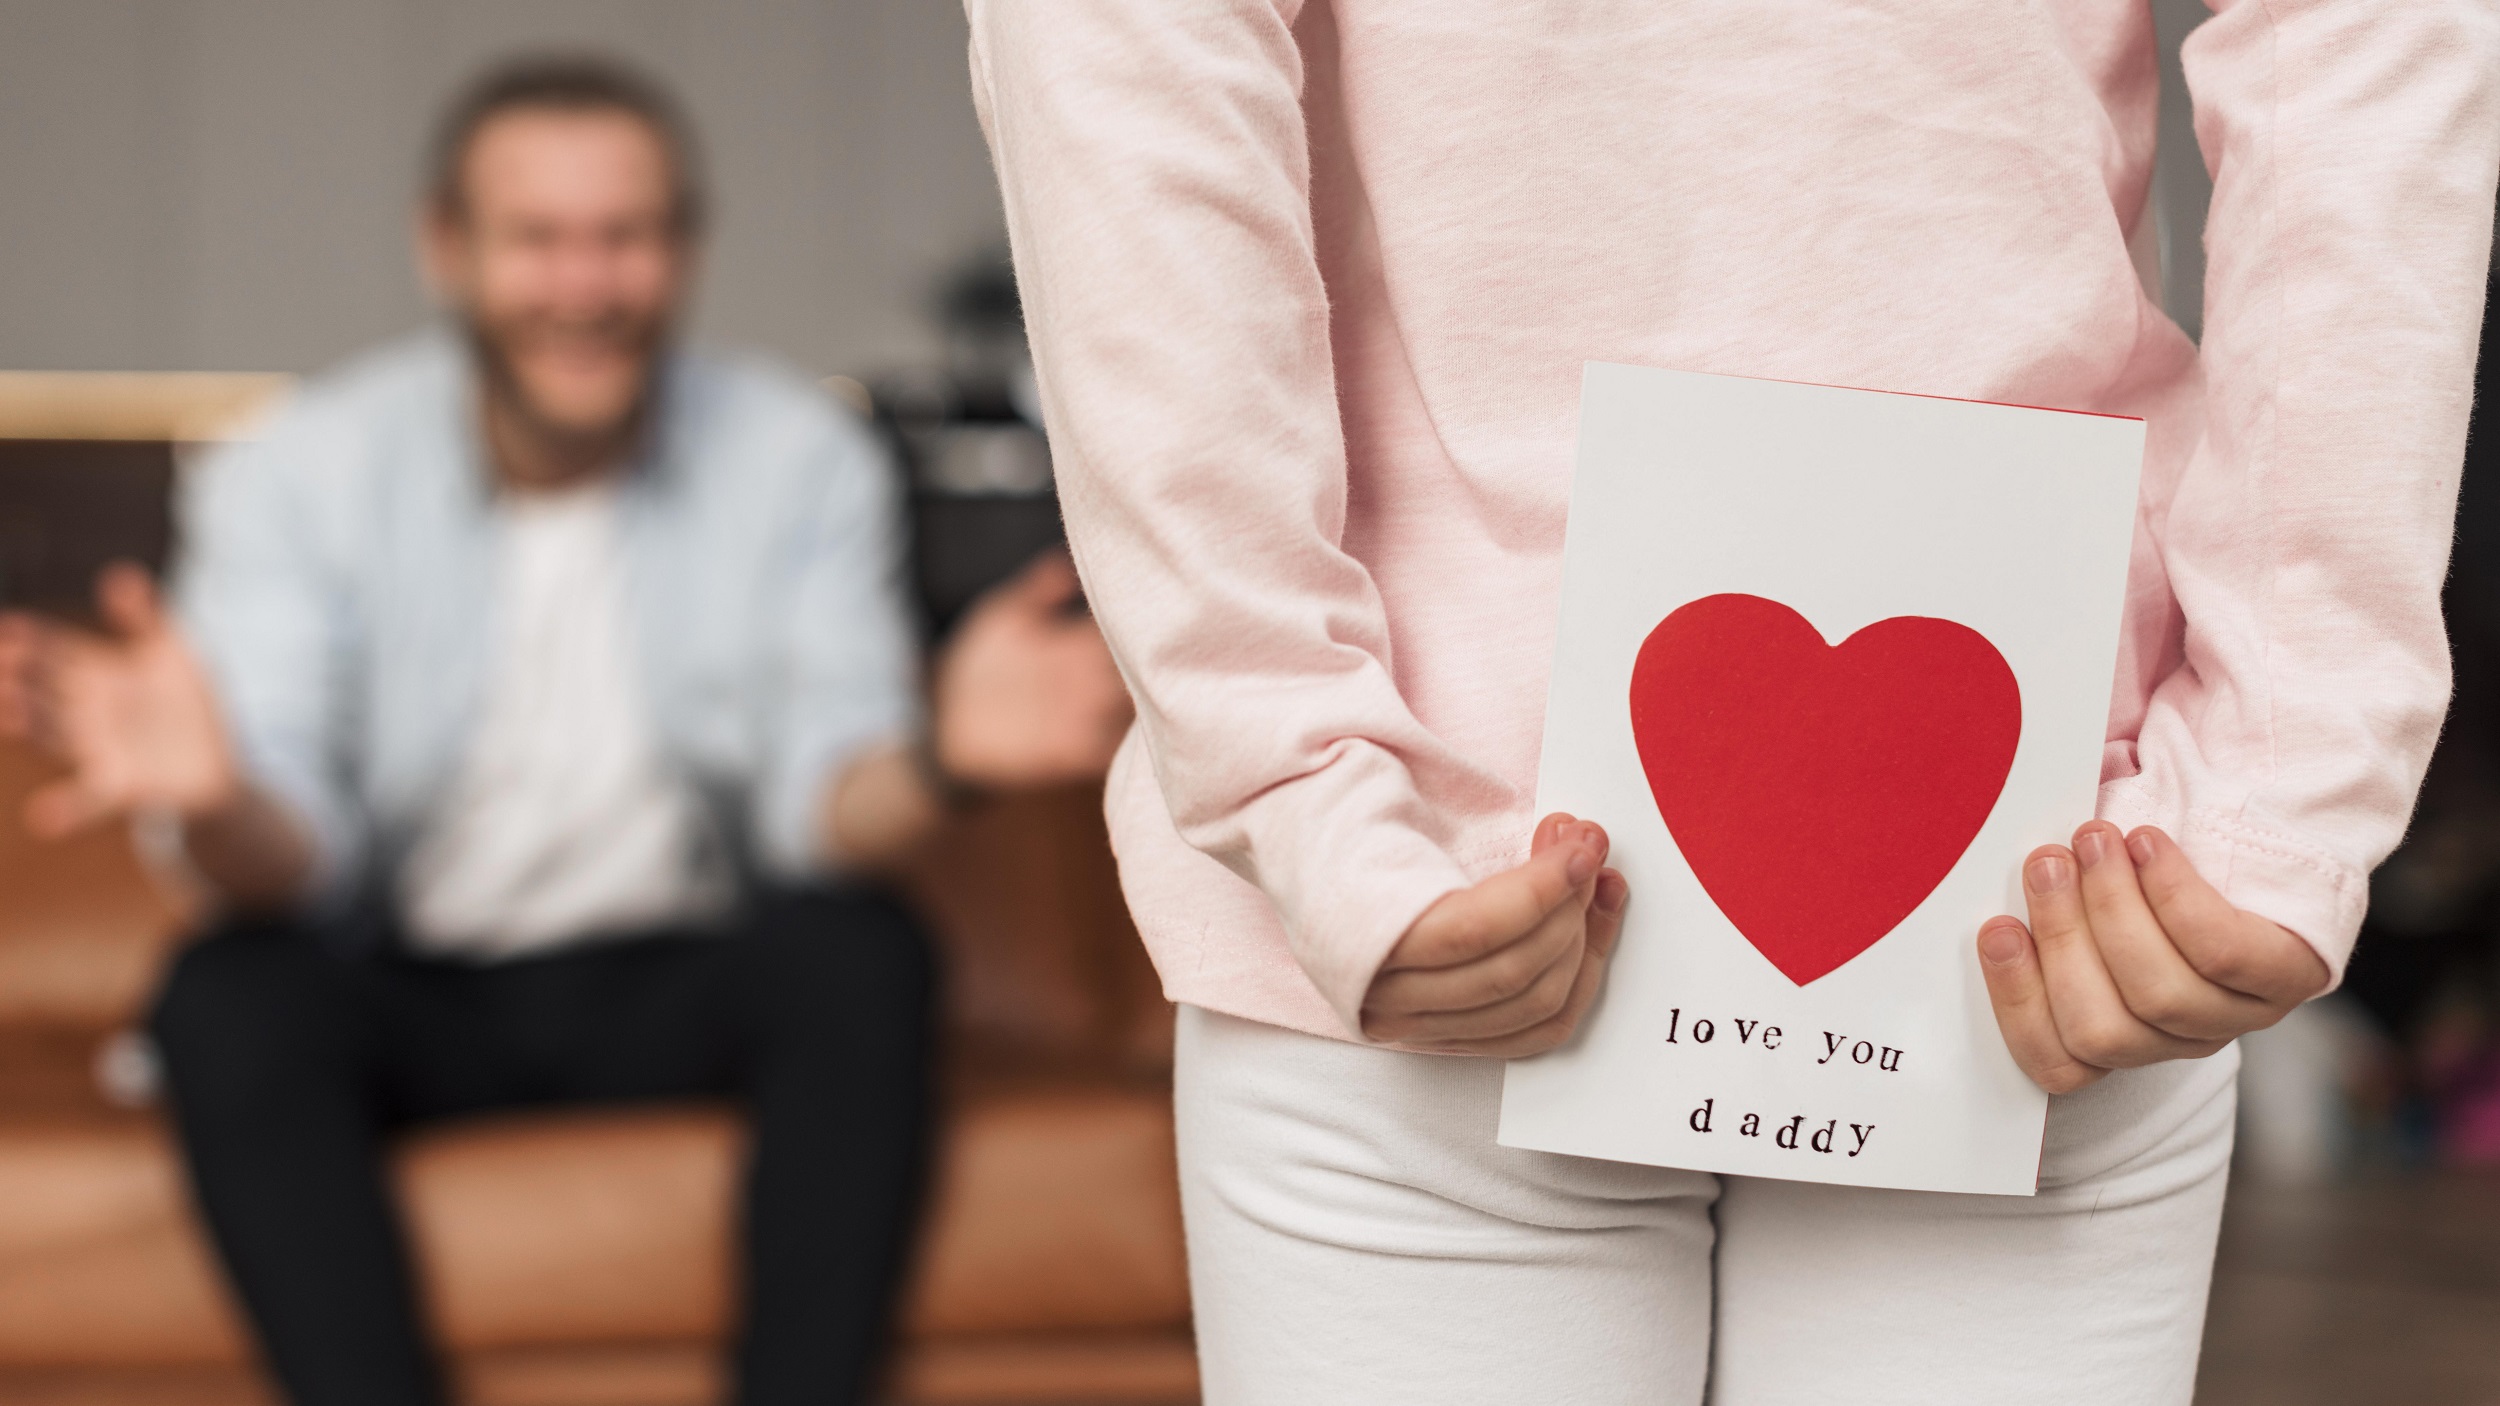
970, 1, 2500, 1041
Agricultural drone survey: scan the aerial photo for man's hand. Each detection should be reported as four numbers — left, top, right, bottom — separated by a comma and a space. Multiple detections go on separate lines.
822, 551, 1130, 869
1361, 813, 1629, 1057
932, 550, 1132, 788
1978, 821, 2332, 1094
0, 564, 242, 838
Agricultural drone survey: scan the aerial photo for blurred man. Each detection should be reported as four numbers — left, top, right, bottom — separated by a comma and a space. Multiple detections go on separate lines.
0, 56, 1128, 1406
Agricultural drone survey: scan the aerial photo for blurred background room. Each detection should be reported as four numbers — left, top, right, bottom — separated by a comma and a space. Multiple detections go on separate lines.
0, 4, 1188, 1406
0, 3, 2494, 1406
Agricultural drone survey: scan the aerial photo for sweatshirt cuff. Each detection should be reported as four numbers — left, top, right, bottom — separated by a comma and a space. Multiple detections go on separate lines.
1228, 740, 1474, 1035
2099, 780, 2370, 986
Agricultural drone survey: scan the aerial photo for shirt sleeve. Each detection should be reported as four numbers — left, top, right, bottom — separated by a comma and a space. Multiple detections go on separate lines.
968, 0, 1476, 1031
2101, 0, 2500, 978
749, 401, 923, 880
173, 425, 365, 909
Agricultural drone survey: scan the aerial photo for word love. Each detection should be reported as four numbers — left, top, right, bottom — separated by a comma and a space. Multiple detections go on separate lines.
1687, 1099, 1875, 1158
1662, 1008, 1906, 1073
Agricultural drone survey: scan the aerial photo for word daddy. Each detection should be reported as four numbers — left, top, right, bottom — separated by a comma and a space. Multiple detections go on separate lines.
1686, 1100, 1877, 1158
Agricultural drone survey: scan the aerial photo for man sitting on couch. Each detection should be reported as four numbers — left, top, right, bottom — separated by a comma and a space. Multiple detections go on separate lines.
0, 56, 1129, 1406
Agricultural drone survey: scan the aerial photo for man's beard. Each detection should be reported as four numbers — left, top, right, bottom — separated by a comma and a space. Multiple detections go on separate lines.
459, 308, 668, 455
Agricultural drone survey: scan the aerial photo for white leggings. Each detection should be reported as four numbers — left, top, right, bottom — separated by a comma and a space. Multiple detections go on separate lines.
1173, 1004, 2237, 1405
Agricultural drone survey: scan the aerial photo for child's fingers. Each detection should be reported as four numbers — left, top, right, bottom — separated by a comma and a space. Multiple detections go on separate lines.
2125, 827, 2330, 1006
1367, 914, 1586, 1045
1528, 811, 1575, 857
1365, 893, 1586, 1020
2070, 822, 2272, 1041
2021, 846, 2211, 1069
1421, 870, 1628, 1058
1584, 869, 1628, 960
1976, 917, 2106, 1094
1388, 822, 1604, 970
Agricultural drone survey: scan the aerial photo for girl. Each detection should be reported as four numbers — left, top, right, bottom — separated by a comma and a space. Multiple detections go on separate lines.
968, 2, 2500, 1400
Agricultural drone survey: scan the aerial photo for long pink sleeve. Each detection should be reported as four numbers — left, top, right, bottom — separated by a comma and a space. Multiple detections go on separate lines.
2099, 0, 2500, 974
968, 0, 1483, 1033
971, 0, 2500, 1039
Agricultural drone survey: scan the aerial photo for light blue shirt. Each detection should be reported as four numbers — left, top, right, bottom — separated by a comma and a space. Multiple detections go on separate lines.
176, 329, 919, 912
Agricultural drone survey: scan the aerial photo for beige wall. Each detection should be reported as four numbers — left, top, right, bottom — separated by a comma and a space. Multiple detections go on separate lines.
0, 0, 1006, 377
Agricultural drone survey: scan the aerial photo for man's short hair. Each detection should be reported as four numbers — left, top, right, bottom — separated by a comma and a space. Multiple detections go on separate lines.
426, 53, 707, 235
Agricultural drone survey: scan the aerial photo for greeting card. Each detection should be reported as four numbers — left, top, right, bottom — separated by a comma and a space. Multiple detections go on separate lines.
1496, 363, 2144, 1195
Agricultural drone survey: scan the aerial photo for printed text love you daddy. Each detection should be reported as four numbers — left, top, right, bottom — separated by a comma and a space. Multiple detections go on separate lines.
1663, 1007, 1907, 1160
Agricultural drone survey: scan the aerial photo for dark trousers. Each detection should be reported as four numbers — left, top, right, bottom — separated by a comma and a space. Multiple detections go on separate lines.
148, 888, 935, 1406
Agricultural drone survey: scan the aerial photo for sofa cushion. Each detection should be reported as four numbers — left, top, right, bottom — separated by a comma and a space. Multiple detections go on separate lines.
899, 1089, 1189, 1337
0, 1089, 1186, 1368
0, 1119, 249, 1367
0, 1332, 1203, 1406
396, 1108, 733, 1350
0, 742, 189, 1033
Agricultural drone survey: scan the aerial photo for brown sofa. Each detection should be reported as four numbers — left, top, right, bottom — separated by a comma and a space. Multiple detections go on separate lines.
0, 376, 1196, 1405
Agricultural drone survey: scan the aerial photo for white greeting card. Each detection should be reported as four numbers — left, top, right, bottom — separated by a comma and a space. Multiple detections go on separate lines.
1497, 363, 2144, 1196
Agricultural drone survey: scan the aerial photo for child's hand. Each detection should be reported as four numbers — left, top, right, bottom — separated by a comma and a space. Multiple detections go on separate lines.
1977, 822, 2331, 1094
1360, 814, 1628, 1056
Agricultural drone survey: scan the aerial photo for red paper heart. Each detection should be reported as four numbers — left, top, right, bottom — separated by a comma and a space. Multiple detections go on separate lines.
1630, 593, 2020, 985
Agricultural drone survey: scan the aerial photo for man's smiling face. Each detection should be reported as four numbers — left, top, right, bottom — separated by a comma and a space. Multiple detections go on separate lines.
423, 106, 692, 446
